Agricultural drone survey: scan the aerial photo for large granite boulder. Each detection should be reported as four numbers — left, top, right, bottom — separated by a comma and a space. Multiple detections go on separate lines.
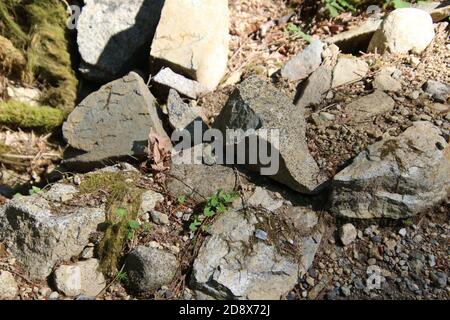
63, 72, 168, 170
191, 208, 322, 300
77, 0, 164, 82
214, 76, 326, 194
331, 121, 450, 219
150, 0, 230, 90
0, 184, 105, 280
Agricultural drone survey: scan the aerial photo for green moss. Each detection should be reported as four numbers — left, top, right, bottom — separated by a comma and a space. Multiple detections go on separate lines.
0, 100, 64, 132
80, 171, 145, 275
0, 35, 26, 79
0, 0, 78, 114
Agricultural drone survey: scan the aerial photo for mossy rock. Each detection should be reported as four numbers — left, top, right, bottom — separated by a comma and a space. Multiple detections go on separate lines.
0, 0, 78, 114
0, 35, 26, 79
80, 171, 145, 275
0, 100, 64, 132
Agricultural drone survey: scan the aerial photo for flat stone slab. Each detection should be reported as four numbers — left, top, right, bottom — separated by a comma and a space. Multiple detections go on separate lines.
63, 72, 168, 170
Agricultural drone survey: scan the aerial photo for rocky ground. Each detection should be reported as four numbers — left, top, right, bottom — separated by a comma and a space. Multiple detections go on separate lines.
0, 1, 449, 301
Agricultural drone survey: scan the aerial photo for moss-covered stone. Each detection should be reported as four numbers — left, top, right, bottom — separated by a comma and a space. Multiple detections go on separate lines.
0, 100, 64, 132
0, 35, 26, 79
80, 171, 145, 275
0, 0, 78, 114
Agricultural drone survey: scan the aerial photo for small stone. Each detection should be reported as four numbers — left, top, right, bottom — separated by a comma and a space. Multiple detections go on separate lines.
373, 68, 402, 92
422, 80, 450, 103
49, 291, 60, 300
166, 89, 206, 135
281, 40, 324, 81
53, 259, 106, 297
340, 223, 357, 246
319, 112, 336, 121
248, 187, 283, 212
0, 270, 18, 299
367, 258, 377, 266
399, 228, 407, 237
341, 286, 351, 297
140, 190, 164, 214
255, 229, 268, 241
296, 65, 333, 108
39, 287, 52, 297
124, 246, 179, 293
150, 211, 170, 225
80, 246, 95, 260
153, 68, 209, 99
332, 55, 368, 88
428, 255, 436, 268
306, 276, 315, 287
431, 271, 447, 289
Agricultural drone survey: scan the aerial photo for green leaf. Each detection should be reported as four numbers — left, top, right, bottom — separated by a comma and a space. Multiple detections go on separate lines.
177, 195, 186, 205
128, 220, 140, 230
115, 208, 127, 218
204, 207, 215, 217
189, 219, 201, 232
326, 3, 340, 17
392, 0, 410, 9
29, 186, 42, 195
13, 193, 22, 199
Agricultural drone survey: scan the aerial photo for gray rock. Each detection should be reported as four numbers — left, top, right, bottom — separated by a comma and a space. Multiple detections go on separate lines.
54, 259, 106, 297
153, 68, 209, 99
63, 72, 168, 170
325, 19, 382, 53
281, 40, 324, 81
247, 187, 283, 212
255, 229, 268, 241
373, 68, 402, 92
331, 121, 450, 219
43, 184, 78, 203
346, 91, 395, 123
422, 80, 450, 103
0, 271, 18, 300
140, 190, 164, 214
0, 188, 105, 280
339, 223, 357, 246
167, 89, 207, 136
368, 9, 435, 54
332, 55, 368, 88
285, 207, 319, 230
431, 271, 448, 288
166, 162, 238, 202
191, 208, 322, 299
150, 210, 169, 225
124, 246, 179, 293
215, 76, 325, 194
77, 0, 164, 82
296, 65, 333, 108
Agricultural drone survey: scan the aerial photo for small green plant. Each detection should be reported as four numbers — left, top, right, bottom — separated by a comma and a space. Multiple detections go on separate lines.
324, 0, 357, 18
115, 208, 128, 218
177, 195, 187, 205
189, 190, 238, 233
284, 23, 313, 43
126, 220, 140, 240
403, 219, 414, 226
116, 271, 128, 283
388, 0, 411, 9
28, 186, 41, 195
